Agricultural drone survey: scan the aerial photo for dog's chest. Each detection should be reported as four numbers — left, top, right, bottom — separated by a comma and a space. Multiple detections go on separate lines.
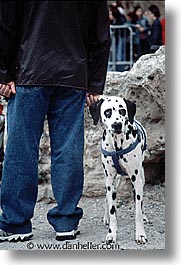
101, 128, 144, 175
102, 129, 137, 153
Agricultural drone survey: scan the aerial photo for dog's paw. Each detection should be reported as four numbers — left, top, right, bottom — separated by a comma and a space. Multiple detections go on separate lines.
106, 232, 116, 244
135, 234, 148, 244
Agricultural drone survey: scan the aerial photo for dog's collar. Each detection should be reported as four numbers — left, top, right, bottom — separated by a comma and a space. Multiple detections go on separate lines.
101, 121, 147, 176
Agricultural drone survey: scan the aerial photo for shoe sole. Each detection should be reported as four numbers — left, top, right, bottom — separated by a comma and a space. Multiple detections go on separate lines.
56, 230, 80, 241
0, 233, 33, 243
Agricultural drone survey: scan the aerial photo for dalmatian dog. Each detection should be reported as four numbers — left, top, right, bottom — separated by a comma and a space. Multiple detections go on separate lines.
89, 96, 148, 244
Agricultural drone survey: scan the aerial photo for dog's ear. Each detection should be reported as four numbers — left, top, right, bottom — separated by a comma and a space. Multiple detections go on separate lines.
89, 98, 104, 125
124, 99, 136, 124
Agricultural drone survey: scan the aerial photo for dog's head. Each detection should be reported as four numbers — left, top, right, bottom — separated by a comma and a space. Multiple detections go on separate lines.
89, 96, 136, 134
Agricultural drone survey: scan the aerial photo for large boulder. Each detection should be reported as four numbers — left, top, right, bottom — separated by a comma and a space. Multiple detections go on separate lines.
83, 46, 165, 196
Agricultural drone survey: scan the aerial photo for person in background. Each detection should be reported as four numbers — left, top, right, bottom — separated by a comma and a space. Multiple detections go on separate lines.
114, 0, 127, 71
108, 4, 117, 71
131, 5, 150, 60
108, 4, 116, 25
147, 4, 162, 52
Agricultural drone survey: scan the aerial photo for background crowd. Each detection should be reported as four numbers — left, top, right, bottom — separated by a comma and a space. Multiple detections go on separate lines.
108, 1, 165, 70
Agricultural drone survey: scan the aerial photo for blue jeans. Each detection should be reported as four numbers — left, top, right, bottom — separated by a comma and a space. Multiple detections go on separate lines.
0, 86, 86, 234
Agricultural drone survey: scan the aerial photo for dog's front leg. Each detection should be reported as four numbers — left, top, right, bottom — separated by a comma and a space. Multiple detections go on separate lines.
132, 176, 147, 244
105, 175, 117, 243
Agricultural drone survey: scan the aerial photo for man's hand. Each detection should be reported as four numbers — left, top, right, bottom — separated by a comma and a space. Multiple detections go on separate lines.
0, 82, 16, 98
86, 93, 100, 107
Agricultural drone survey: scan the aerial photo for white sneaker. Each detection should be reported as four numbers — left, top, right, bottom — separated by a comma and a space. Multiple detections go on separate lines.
56, 227, 80, 241
0, 229, 33, 242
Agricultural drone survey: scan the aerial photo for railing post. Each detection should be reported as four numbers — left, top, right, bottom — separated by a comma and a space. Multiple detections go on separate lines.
109, 25, 134, 71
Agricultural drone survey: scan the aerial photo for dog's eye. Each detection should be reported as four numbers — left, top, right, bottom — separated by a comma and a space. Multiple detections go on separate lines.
119, 109, 126, 116
104, 108, 112, 118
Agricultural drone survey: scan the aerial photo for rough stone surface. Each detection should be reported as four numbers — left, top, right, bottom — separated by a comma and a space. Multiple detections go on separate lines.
38, 121, 51, 184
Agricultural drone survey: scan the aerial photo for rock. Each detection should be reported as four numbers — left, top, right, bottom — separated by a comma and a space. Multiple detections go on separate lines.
121, 46, 165, 184
38, 120, 51, 184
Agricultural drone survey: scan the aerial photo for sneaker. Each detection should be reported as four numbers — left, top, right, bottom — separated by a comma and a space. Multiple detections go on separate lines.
0, 229, 33, 242
56, 227, 80, 241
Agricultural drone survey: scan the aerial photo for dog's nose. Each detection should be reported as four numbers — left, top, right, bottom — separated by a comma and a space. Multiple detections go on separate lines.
111, 122, 122, 133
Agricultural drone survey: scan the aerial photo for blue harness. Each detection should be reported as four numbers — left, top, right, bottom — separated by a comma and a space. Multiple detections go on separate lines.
101, 121, 147, 176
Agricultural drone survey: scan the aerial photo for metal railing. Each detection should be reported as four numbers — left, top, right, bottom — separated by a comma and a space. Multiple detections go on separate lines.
108, 24, 134, 71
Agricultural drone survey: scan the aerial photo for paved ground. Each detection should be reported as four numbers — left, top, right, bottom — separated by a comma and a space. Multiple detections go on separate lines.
0, 184, 165, 250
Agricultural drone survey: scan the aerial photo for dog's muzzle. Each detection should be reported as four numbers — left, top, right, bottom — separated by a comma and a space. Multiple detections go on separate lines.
111, 122, 122, 134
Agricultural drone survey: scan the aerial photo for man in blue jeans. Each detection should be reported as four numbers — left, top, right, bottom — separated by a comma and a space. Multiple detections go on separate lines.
0, 1, 110, 242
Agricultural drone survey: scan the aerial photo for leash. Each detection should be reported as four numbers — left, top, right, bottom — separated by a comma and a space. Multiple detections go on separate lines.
101, 121, 147, 176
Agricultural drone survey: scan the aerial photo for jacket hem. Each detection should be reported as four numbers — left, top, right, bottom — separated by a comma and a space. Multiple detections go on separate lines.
15, 82, 103, 95
15, 82, 88, 91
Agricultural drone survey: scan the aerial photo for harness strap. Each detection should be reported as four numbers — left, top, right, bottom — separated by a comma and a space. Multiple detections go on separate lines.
102, 148, 126, 175
134, 121, 147, 152
102, 137, 139, 176
112, 154, 127, 176
101, 123, 147, 176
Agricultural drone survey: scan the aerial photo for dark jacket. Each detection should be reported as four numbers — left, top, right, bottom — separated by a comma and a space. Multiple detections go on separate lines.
148, 18, 162, 47
0, 1, 110, 94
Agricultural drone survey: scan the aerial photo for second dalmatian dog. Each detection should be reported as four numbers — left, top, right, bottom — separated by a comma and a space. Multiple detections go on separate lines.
89, 96, 148, 244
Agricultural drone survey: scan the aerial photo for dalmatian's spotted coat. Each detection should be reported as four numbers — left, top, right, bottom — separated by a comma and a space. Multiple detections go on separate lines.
90, 96, 148, 244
